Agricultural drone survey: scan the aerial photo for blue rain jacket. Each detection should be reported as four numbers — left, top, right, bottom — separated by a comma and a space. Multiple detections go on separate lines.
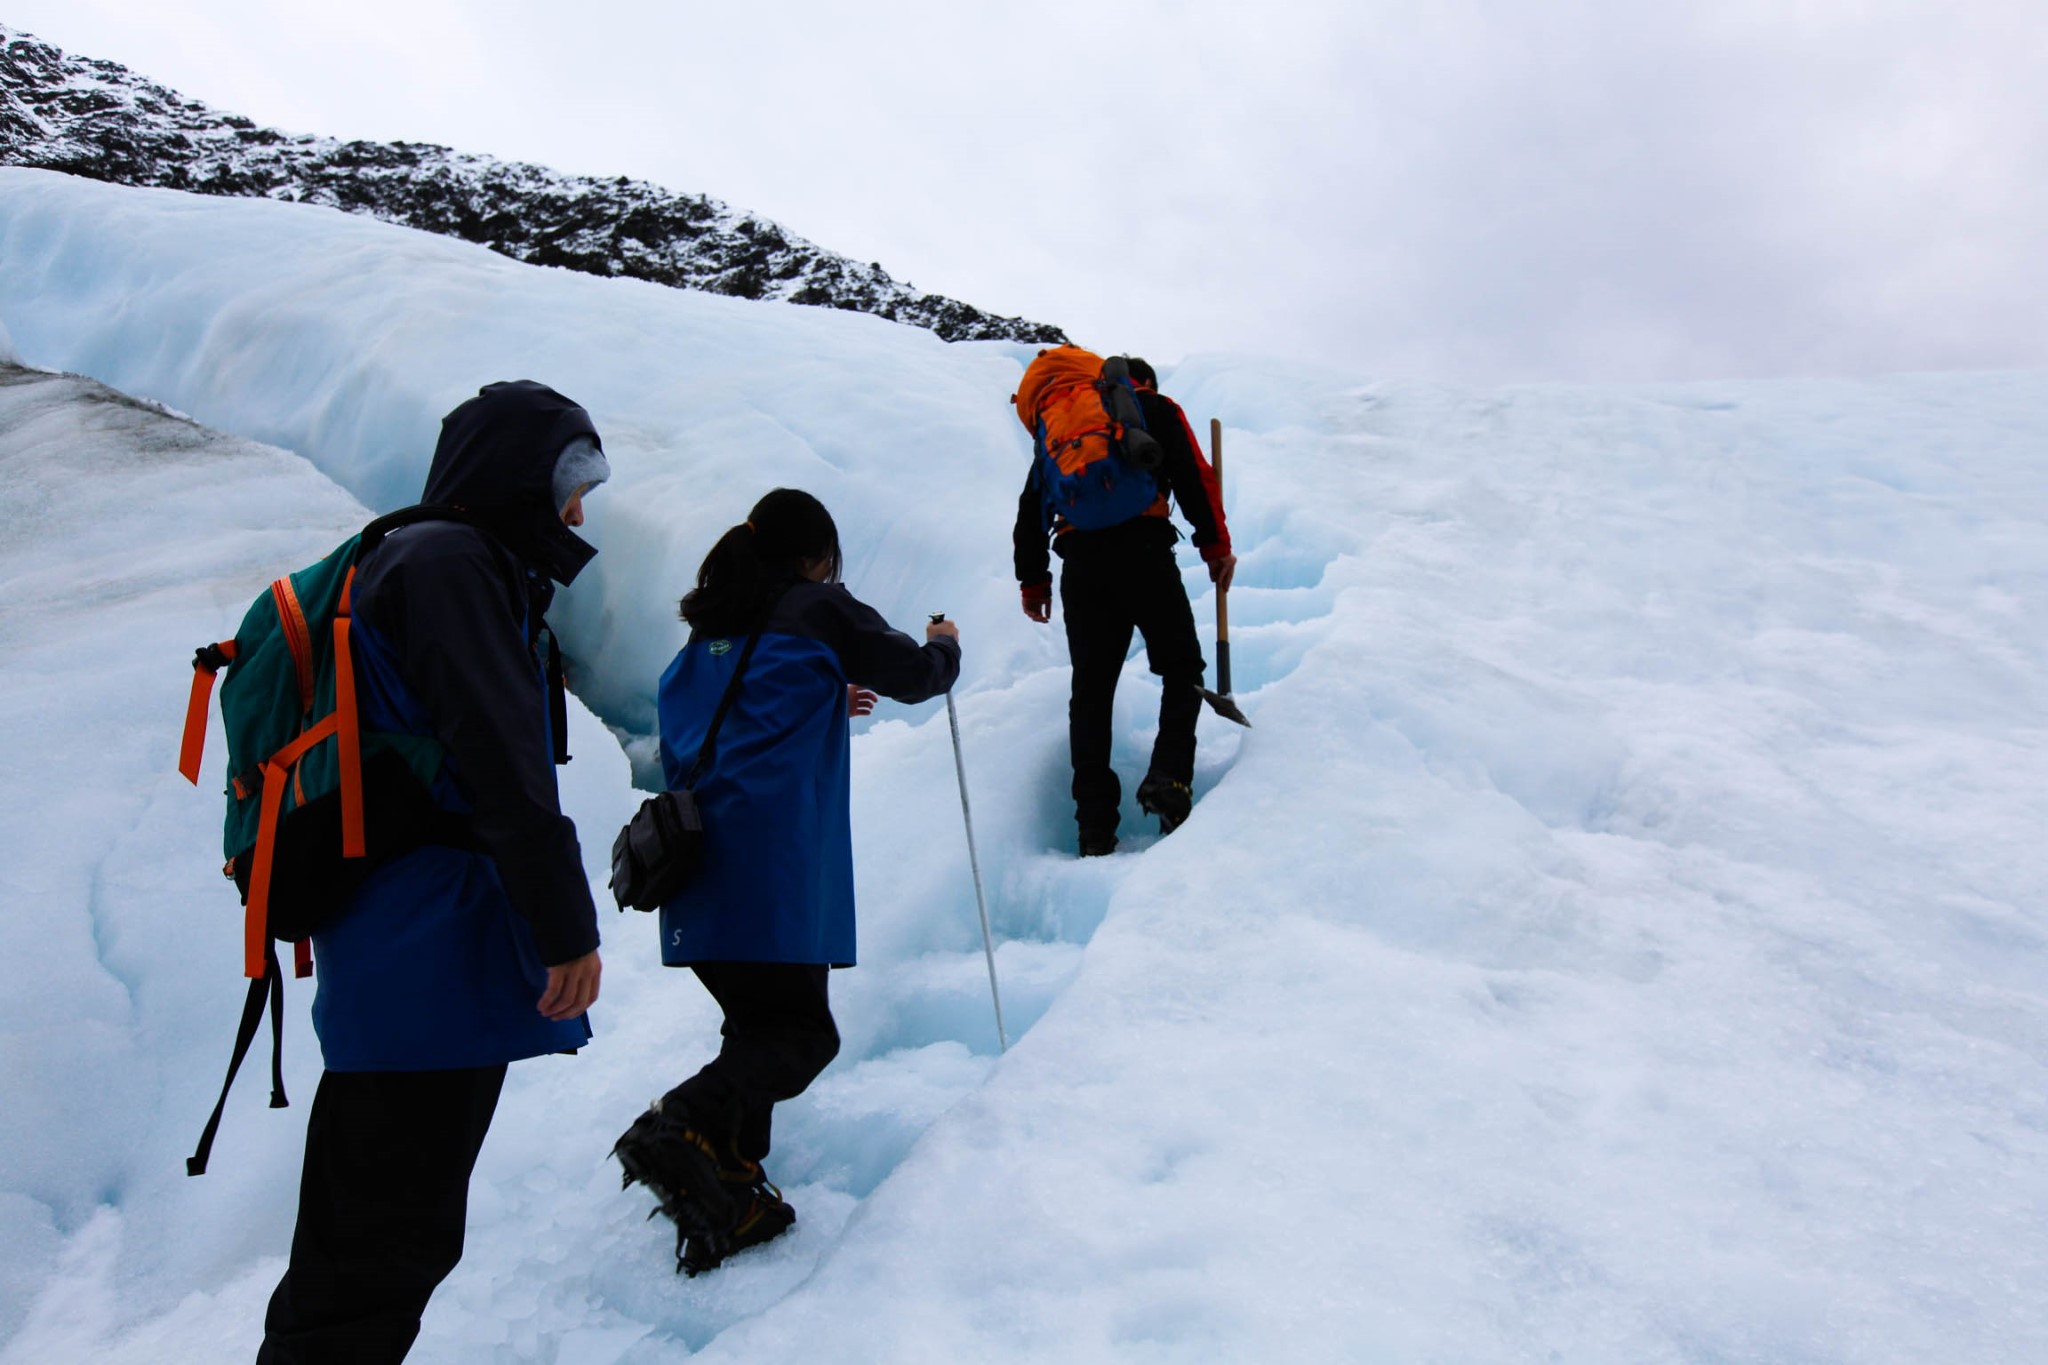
657, 582, 959, 966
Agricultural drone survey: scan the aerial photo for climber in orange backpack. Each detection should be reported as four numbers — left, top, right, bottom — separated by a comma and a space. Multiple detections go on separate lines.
1012, 349, 1235, 856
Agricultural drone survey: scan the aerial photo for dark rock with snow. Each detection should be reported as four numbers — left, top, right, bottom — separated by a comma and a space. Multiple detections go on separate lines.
0, 24, 1067, 346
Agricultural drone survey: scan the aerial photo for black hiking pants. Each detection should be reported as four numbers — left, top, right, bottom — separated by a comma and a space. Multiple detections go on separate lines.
257, 1065, 505, 1365
1059, 528, 1206, 838
663, 962, 839, 1164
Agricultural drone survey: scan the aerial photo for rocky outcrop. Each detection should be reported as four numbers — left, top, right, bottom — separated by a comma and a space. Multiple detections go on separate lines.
0, 25, 1066, 345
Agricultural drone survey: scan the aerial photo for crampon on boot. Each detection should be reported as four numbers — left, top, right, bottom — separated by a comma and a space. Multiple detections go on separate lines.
612, 1101, 740, 1273
1135, 773, 1192, 835
680, 1165, 796, 1276
1077, 829, 1118, 858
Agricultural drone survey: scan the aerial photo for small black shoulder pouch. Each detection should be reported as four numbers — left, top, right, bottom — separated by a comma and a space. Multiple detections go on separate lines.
609, 602, 778, 911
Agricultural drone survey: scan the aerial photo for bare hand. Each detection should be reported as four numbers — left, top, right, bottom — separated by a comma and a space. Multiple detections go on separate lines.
926, 618, 960, 642
538, 949, 601, 1020
847, 684, 879, 717
1209, 554, 1238, 593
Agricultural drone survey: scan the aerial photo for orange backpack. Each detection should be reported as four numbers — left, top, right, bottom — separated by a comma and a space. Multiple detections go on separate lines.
1013, 346, 1164, 531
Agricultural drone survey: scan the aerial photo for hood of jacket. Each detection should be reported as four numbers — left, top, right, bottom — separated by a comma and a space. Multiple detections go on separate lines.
421, 380, 602, 585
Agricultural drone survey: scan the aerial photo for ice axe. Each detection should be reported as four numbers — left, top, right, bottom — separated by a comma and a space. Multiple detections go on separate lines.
1196, 418, 1250, 728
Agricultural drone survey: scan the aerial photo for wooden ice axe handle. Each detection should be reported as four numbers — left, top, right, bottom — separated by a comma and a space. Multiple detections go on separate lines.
1210, 418, 1233, 698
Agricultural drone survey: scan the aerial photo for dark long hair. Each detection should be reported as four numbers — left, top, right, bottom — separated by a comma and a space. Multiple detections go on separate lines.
680, 488, 842, 636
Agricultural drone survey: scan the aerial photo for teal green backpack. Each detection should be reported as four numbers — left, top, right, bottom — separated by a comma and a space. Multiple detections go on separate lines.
177, 505, 459, 1174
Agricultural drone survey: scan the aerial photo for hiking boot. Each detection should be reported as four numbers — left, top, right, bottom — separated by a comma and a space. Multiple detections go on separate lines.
1078, 830, 1118, 858
680, 1173, 796, 1276
612, 1100, 740, 1272
1135, 774, 1192, 834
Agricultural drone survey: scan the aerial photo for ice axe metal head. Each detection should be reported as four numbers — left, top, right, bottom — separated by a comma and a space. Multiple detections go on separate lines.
1198, 684, 1250, 727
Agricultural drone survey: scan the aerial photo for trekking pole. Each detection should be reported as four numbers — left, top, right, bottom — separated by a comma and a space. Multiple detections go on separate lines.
932, 614, 1009, 1052
1196, 418, 1250, 727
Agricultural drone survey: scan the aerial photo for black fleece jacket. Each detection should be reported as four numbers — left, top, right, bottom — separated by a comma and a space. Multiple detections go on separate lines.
350, 381, 602, 965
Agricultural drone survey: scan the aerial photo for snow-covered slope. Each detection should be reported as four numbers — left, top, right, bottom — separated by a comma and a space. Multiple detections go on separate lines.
0, 23, 1065, 347
3, 168, 2047, 1363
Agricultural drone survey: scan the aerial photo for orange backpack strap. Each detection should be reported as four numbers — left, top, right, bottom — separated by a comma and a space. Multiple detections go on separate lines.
178, 641, 238, 784
271, 577, 316, 716
241, 713, 341, 978
333, 567, 365, 859
244, 760, 289, 978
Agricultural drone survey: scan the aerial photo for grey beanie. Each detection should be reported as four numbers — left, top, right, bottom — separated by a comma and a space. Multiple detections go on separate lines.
551, 435, 611, 512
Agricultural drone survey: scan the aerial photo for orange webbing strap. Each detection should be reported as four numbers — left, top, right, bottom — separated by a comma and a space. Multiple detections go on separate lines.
333, 567, 365, 859
241, 714, 340, 978
178, 640, 238, 784
271, 577, 315, 716
244, 761, 289, 978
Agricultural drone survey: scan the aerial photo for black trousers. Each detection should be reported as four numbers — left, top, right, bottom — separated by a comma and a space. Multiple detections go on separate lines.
257, 1066, 506, 1365
663, 962, 839, 1164
1059, 534, 1205, 836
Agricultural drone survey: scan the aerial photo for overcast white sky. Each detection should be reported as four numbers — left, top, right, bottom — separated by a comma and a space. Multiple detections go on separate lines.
11, 0, 2047, 383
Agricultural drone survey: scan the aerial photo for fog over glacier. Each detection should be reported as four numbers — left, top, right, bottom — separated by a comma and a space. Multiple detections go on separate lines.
2, 168, 2045, 1363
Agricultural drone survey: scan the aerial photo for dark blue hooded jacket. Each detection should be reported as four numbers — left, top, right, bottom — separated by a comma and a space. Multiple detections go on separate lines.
310, 381, 602, 1070
657, 583, 959, 966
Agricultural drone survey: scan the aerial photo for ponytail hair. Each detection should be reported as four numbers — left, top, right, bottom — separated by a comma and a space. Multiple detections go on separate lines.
680, 488, 842, 635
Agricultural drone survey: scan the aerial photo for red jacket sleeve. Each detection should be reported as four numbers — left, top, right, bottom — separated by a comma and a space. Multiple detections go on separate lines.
1138, 391, 1231, 561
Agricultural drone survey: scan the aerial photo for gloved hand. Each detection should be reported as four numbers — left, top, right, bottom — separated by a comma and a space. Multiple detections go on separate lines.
1022, 580, 1052, 623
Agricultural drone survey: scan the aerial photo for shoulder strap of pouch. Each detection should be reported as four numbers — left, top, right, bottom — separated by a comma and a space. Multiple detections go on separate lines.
682, 584, 792, 790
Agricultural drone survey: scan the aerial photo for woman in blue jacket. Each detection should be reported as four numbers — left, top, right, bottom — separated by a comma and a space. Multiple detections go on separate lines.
613, 488, 960, 1275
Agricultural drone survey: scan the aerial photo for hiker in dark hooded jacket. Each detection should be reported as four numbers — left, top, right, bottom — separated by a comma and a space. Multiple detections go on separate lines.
259, 381, 607, 1365
611, 487, 960, 1277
